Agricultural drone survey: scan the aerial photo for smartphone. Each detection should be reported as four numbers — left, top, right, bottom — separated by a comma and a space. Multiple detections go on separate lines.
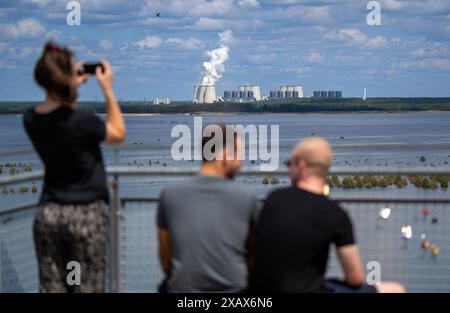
78, 63, 104, 75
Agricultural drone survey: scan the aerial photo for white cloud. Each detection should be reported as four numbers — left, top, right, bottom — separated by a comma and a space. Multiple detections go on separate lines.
134, 36, 162, 48
411, 48, 427, 57
302, 6, 332, 24
245, 53, 275, 64
144, 0, 234, 17
325, 28, 368, 46
7, 46, 39, 59
397, 58, 450, 71
45, 30, 63, 41
166, 37, 203, 49
99, 39, 113, 50
326, 29, 392, 50
165, 38, 183, 45
238, 0, 260, 8
0, 18, 46, 39
0, 42, 8, 53
0, 59, 15, 69
382, 0, 402, 10
267, 5, 332, 24
29, 0, 55, 7
306, 51, 323, 63
194, 17, 226, 30
381, 0, 450, 13
409, 45, 447, 57
364, 36, 389, 49
218, 29, 233, 46
284, 66, 314, 76
187, 0, 233, 16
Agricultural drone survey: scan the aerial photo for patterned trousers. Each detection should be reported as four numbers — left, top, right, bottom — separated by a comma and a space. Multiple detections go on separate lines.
33, 200, 110, 293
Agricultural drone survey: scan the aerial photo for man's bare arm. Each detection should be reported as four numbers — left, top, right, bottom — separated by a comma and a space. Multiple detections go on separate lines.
336, 244, 365, 287
158, 228, 172, 277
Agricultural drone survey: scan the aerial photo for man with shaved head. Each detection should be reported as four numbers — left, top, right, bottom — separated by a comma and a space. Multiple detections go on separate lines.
289, 137, 332, 189
250, 137, 405, 293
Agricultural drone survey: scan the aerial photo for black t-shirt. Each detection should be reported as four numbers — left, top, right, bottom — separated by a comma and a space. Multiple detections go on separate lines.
250, 186, 354, 293
23, 106, 109, 205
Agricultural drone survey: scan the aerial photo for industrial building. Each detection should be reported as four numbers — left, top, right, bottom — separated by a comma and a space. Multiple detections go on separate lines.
223, 85, 262, 102
313, 90, 343, 99
269, 86, 304, 99
153, 97, 171, 105
193, 85, 217, 104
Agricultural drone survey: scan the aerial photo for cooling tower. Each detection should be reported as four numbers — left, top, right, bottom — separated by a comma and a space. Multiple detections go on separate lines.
204, 85, 216, 103
197, 85, 207, 103
293, 86, 304, 98
193, 86, 200, 102
193, 85, 216, 103
250, 86, 261, 101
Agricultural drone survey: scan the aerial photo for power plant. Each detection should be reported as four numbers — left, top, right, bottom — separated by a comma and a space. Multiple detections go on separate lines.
153, 97, 171, 105
239, 85, 262, 101
269, 86, 304, 99
193, 85, 217, 104
313, 90, 343, 99
223, 85, 262, 102
191, 83, 345, 103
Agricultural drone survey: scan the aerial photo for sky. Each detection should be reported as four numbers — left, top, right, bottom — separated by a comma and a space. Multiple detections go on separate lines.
0, 0, 449, 101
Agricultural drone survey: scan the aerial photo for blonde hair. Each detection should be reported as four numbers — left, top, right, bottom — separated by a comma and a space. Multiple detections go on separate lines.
293, 137, 333, 178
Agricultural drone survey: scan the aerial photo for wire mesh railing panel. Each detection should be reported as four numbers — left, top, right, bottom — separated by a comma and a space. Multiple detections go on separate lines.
326, 201, 450, 292
0, 207, 38, 292
1, 168, 449, 293
120, 200, 162, 292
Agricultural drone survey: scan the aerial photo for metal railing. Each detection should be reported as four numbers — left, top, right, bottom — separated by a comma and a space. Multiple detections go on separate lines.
1, 167, 450, 292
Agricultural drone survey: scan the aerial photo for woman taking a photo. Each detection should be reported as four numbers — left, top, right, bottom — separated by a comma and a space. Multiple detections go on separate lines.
23, 42, 125, 292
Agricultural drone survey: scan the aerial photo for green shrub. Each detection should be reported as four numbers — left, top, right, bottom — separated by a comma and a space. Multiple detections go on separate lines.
9, 167, 16, 176
422, 178, 431, 189
23, 164, 33, 171
19, 186, 29, 193
370, 176, 379, 187
330, 176, 341, 187
342, 177, 356, 189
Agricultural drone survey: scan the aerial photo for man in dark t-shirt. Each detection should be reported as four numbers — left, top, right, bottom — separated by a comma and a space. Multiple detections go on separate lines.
250, 137, 406, 293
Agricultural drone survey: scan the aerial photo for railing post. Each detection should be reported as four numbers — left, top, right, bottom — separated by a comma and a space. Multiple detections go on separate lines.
0, 223, 3, 293
110, 174, 121, 293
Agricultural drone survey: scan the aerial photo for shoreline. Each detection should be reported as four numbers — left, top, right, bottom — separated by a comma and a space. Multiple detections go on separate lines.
2, 98, 450, 115
2, 110, 449, 117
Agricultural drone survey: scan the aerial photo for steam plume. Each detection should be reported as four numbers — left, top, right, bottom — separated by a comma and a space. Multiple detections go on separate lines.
200, 30, 233, 86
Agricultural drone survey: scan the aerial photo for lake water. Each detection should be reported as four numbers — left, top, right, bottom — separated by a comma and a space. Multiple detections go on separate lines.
1, 111, 450, 292
1, 111, 450, 204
